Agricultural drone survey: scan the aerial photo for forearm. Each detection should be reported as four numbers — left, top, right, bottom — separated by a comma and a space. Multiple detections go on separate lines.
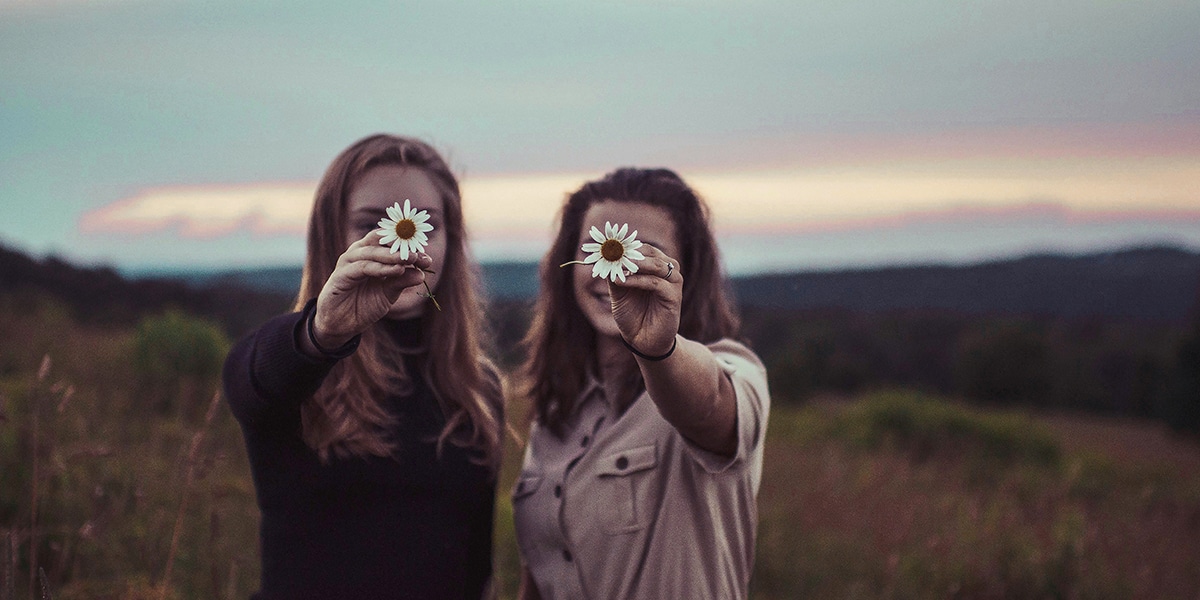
637, 335, 738, 456
222, 304, 342, 424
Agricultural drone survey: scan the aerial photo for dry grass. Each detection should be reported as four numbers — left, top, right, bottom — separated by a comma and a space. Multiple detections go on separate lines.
489, 393, 1200, 599
0, 306, 258, 599
750, 395, 1200, 599
3, 302, 1198, 599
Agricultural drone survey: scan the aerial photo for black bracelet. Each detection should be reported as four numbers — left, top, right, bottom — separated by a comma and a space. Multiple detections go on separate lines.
621, 336, 678, 361
306, 308, 360, 359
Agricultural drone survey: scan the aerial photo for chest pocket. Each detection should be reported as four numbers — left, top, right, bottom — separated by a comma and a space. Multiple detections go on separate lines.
594, 444, 659, 535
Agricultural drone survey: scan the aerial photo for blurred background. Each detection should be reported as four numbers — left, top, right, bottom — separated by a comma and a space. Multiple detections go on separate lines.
2, 0, 1199, 598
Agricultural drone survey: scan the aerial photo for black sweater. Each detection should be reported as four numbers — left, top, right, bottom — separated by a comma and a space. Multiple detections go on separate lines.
222, 301, 497, 600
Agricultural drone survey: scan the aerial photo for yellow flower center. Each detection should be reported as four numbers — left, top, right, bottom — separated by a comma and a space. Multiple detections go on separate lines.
394, 219, 417, 240
601, 239, 625, 262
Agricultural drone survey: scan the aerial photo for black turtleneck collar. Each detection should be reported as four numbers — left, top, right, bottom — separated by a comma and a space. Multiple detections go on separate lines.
379, 314, 427, 353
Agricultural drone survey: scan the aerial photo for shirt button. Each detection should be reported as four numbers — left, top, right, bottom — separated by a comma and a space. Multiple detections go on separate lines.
554, 485, 562, 498
563, 549, 573, 562
615, 456, 629, 470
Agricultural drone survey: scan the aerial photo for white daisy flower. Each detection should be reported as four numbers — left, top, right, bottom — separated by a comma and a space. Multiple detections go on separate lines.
581, 221, 646, 283
375, 199, 434, 259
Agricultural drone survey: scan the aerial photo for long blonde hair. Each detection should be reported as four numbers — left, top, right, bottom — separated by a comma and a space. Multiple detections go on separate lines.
295, 134, 502, 470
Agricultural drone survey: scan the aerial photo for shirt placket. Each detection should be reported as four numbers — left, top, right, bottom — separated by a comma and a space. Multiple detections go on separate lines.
555, 385, 609, 598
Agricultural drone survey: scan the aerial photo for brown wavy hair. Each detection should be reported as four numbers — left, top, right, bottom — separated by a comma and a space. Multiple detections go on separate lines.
521, 168, 741, 435
295, 134, 502, 470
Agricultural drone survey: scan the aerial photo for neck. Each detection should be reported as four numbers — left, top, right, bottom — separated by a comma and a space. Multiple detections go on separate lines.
596, 334, 625, 373
595, 333, 638, 413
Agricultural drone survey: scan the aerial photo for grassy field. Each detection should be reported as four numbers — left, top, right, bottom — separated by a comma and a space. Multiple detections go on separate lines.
2, 305, 1199, 598
492, 390, 1200, 599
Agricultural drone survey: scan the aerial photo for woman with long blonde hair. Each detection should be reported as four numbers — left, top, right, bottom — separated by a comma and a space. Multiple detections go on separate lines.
223, 134, 503, 599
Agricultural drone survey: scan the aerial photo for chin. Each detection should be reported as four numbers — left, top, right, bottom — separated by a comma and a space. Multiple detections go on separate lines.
386, 300, 425, 319
583, 314, 620, 339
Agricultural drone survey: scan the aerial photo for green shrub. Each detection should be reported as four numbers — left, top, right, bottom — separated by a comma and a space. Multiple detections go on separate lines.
833, 390, 1061, 471
132, 310, 229, 418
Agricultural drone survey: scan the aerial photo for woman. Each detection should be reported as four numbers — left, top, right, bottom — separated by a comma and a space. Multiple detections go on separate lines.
222, 134, 503, 599
513, 168, 771, 599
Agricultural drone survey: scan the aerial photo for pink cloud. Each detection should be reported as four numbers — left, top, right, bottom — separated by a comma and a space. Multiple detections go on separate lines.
78, 183, 315, 239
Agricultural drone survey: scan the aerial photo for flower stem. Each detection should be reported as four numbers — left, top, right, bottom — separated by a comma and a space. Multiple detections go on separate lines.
559, 260, 588, 268
418, 267, 441, 311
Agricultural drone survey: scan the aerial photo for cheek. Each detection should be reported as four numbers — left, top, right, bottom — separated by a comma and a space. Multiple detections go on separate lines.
572, 266, 593, 296
425, 235, 449, 261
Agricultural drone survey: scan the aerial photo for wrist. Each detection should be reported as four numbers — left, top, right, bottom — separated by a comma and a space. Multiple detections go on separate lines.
311, 312, 351, 349
622, 335, 678, 362
303, 304, 360, 359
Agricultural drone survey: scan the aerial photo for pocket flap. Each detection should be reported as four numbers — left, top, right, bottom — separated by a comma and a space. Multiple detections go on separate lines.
598, 444, 658, 477
512, 474, 543, 500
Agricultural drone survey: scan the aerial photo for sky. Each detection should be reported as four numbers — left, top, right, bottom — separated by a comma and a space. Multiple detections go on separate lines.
2, 0, 1199, 275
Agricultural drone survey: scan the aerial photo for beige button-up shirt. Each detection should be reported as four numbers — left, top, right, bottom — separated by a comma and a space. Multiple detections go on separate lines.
513, 339, 770, 600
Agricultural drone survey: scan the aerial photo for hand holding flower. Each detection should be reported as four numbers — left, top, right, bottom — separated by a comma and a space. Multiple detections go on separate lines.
562, 221, 682, 357
309, 201, 439, 351
608, 242, 683, 358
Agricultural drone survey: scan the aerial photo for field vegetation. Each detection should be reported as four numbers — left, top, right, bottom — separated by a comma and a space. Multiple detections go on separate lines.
2, 244, 1199, 598
3, 300, 1199, 597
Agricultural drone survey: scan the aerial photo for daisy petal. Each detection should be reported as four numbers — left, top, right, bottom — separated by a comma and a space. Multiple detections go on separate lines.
415, 222, 433, 232
386, 205, 402, 221
617, 223, 628, 240
399, 242, 410, 260
583, 253, 602, 264
614, 268, 626, 283
626, 240, 643, 250
625, 249, 645, 261
403, 199, 413, 218
590, 226, 606, 244
379, 233, 397, 245
623, 258, 639, 273
592, 261, 605, 278
390, 239, 402, 254
581, 243, 601, 252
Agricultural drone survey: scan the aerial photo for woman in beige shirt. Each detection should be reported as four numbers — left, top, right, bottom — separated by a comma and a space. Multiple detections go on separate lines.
513, 168, 771, 599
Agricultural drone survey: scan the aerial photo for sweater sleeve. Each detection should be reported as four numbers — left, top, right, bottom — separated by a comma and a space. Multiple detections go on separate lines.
221, 299, 352, 427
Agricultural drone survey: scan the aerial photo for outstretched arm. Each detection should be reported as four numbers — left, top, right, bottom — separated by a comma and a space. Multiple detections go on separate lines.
608, 245, 738, 456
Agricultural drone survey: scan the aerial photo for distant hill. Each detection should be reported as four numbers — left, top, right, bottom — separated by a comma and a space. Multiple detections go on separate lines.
7, 243, 1199, 330
0, 243, 294, 336
735, 246, 1200, 322
132, 245, 1200, 323
7, 241, 1199, 420
129, 261, 542, 301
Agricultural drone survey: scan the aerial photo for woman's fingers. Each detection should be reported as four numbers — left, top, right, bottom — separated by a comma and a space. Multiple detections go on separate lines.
609, 244, 681, 292
608, 243, 683, 353
627, 245, 678, 280
618, 258, 681, 289
333, 256, 430, 293
339, 238, 431, 270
